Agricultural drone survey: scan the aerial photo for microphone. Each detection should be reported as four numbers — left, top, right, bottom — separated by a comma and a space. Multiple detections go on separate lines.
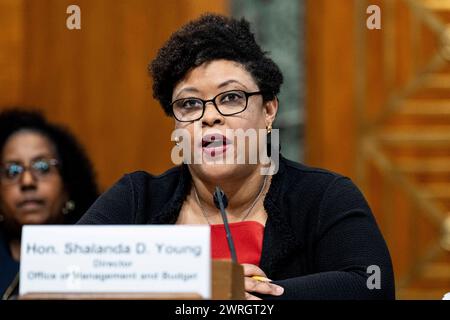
213, 186, 238, 264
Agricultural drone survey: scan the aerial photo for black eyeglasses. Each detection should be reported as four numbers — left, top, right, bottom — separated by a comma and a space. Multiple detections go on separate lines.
170, 90, 263, 122
0, 158, 59, 185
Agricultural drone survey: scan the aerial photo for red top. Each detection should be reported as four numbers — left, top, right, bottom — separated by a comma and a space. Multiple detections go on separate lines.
210, 221, 265, 266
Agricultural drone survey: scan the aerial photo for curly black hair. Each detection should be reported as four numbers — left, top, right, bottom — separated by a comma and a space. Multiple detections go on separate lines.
0, 108, 99, 224
149, 13, 283, 115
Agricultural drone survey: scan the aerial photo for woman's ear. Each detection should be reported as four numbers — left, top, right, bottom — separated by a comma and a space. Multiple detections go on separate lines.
264, 97, 279, 126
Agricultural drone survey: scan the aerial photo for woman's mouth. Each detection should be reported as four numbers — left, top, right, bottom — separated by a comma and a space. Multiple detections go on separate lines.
201, 134, 231, 157
17, 199, 45, 212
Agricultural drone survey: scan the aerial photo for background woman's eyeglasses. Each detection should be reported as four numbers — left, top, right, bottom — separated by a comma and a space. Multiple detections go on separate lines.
0, 158, 59, 185
170, 90, 263, 122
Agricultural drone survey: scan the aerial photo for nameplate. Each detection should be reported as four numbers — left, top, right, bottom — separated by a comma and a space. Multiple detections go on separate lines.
19, 225, 211, 298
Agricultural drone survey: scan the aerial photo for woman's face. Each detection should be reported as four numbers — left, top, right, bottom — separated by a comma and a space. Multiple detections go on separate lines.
0, 130, 67, 234
172, 59, 278, 182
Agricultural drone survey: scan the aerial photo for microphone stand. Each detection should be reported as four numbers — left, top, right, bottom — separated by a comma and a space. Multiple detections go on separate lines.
213, 186, 238, 264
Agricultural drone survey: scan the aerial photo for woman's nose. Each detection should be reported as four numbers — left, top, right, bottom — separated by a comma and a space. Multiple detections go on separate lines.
19, 170, 37, 190
201, 101, 224, 126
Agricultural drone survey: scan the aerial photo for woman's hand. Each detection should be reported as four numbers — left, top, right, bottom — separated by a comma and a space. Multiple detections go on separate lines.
242, 263, 284, 300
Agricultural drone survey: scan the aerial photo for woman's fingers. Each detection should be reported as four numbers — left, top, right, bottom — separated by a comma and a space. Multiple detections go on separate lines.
245, 277, 284, 296
241, 263, 284, 298
241, 263, 268, 278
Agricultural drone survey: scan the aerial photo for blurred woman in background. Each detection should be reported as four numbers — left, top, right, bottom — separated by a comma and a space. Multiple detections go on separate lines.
0, 109, 99, 299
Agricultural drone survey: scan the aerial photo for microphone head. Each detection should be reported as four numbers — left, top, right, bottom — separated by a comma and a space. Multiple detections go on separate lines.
213, 186, 228, 209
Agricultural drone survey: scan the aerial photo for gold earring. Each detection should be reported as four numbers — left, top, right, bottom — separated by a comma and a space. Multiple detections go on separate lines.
62, 200, 75, 215
267, 124, 272, 134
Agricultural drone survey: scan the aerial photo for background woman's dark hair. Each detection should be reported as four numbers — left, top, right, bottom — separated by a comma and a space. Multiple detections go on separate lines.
149, 13, 283, 115
0, 108, 99, 224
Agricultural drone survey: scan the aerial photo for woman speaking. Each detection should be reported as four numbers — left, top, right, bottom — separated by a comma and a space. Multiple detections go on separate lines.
78, 14, 395, 300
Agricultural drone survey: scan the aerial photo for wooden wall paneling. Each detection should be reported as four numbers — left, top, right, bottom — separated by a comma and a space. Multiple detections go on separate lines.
305, 0, 356, 178
307, 0, 450, 299
0, 0, 24, 106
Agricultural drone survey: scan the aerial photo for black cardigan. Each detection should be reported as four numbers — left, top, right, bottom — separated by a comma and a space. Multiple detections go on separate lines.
0, 231, 19, 299
77, 156, 395, 299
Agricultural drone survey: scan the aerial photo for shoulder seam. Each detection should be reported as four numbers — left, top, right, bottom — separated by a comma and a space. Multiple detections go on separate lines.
283, 161, 343, 178
128, 167, 182, 180
152, 167, 182, 179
